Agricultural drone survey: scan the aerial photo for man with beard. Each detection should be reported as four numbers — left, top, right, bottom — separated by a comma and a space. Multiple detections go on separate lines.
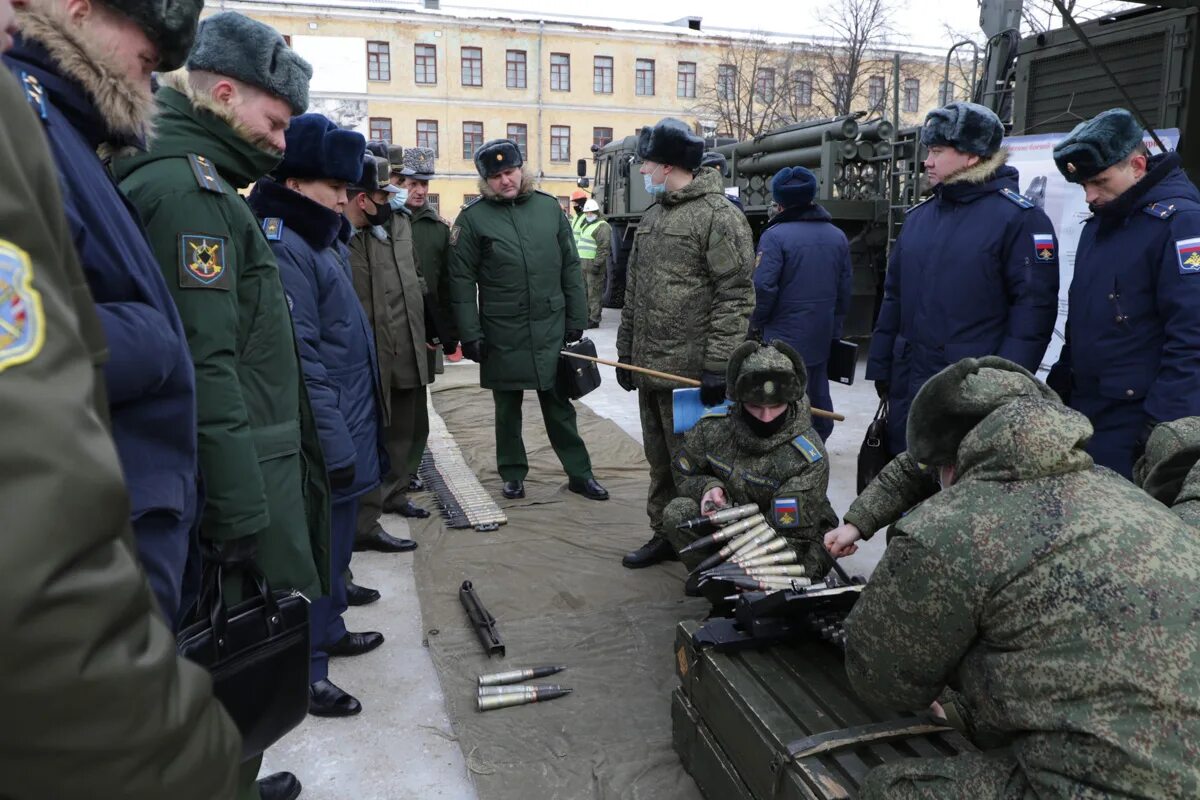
448, 139, 607, 501
114, 11, 323, 800
3, 0, 201, 629
1047, 109, 1200, 478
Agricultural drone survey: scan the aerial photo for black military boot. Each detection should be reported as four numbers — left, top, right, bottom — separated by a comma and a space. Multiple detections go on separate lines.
622, 534, 679, 569
257, 772, 301, 800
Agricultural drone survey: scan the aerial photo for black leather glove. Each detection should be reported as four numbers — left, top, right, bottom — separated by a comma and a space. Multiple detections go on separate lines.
616, 357, 636, 392
328, 464, 355, 490
700, 370, 727, 407
565, 328, 583, 344
461, 339, 485, 363
875, 380, 890, 400
212, 535, 258, 569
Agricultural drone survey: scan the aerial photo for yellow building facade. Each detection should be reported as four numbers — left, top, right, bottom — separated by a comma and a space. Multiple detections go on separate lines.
212, 1, 946, 219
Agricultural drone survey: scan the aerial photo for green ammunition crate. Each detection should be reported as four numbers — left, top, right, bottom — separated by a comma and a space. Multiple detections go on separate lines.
673, 620, 976, 799
672, 688, 756, 800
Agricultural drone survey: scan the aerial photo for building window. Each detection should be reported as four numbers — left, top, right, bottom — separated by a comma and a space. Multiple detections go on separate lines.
507, 123, 528, 159
463, 194, 479, 207
636, 59, 655, 96
795, 70, 813, 106
755, 68, 775, 102
461, 46, 482, 87
367, 41, 391, 82
593, 127, 613, 149
462, 121, 484, 159
427, 194, 440, 214
677, 61, 696, 98
550, 125, 570, 162
506, 50, 526, 88
938, 79, 953, 106
369, 117, 393, 143
904, 78, 920, 113
551, 53, 570, 91
416, 119, 439, 156
415, 44, 437, 85
868, 76, 885, 109
717, 64, 736, 100
593, 55, 613, 94
834, 72, 848, 104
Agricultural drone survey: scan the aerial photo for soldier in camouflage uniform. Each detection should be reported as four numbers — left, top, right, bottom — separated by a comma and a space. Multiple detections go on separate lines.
663, 341, 838, 577
617, 118, 756, 568
1134, 417, 1200, 527
842, 356, 1200, 798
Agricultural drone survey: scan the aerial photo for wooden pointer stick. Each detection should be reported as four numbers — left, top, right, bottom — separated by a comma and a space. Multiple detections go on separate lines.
560, 350, 846, 422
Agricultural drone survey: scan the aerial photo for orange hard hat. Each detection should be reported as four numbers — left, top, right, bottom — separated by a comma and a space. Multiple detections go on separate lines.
570, 189, 588, 201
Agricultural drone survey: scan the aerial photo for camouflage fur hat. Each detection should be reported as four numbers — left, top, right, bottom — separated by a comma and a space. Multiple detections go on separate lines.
726, 340, 807, 405
907, 356, 1061, 466
403, 146, 436, 179
1133, 417, 1200, 505
103, 0, 202, 72
187, 11, 312, 114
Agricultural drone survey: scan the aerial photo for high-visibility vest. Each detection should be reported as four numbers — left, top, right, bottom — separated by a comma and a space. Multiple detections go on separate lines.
571, 214, 600, 260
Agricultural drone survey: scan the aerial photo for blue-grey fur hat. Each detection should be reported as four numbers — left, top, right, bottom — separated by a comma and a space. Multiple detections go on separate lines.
1052, 108, 1145, 184
637, 118, 704, 170
186, 11, 313, 115
701, 151, 729, 178
104, 0, 203, 72
403, 146, 436, 179
771, 166, 817, 208
921, 101, 1005, 157
474, 139, 523, 178
274, 114, 365, 183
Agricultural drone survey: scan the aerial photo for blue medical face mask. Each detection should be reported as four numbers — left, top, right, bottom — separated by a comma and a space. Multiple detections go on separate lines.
643, 165, 666, 196
388, 188, 410, 210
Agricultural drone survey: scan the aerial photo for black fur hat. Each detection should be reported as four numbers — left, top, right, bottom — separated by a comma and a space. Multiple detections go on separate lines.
921, 101, 1004, 157
637, 118, 704, 170
473, 139, 523, 178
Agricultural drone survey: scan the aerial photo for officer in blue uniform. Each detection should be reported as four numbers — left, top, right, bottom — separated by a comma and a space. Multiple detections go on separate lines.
4, 0, 203, 626
248, 117, 387, 718
866, 101, 1060, 456
749, 166, 852, 441
1047, 109, 1200, 478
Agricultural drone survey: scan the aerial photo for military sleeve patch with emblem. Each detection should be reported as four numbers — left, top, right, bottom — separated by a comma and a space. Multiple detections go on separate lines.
0, 240, 45, 374
1033, 234, 1056, 262
179, 234, 230, 289
1177, 237, 1200, 274
449, 225, 461, 247
773, 496, 800, 529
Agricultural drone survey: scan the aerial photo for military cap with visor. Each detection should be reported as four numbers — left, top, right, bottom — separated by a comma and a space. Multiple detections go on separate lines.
186, 11, 313, 115
351, 155, 402, 195
473, 139, 523, 179
1052, 108, 1146, 184
403, 146, 437, 180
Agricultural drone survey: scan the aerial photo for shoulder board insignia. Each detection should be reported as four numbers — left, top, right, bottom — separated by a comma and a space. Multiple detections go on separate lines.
1175, 237, 1200, 274
0, 239, 45, 373
701, 405, 732, 419
999, 187, 1035, 209
460, 196, 482, 211
261, 217, 284, 241
178, 233, 230, 290
535, 189, 558, 199
1144, 202, 1178, 220
791, 434, 822, 463
20, 72, 47, 121
906, 195, 933, 212
772, 496, 800, 529
187, 153, 225, 194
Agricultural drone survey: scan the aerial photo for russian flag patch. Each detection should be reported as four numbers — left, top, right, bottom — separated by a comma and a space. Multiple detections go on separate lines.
773, 496, 800, 529
1177, 237, 1200, 274
1033, 233, 1056, 262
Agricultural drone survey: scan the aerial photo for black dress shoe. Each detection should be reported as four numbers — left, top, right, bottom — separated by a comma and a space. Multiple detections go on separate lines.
408, 473, 424, 492
568, 476, 609, 501
327, 630, 385, 657
257, 772, 302, 800
308, 678, 362, 717
346, 580, 381, 606
382, 496, 431, 518
353, 527, 418, 553
622, 534, 679, 569
502, 479, 525, 499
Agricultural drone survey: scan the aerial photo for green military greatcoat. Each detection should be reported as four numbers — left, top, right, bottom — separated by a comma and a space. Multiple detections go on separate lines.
114, 86, 330, 597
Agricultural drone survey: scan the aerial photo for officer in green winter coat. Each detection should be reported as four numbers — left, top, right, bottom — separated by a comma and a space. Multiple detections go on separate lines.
448, 138, 608, 501
113, 13, 327, 800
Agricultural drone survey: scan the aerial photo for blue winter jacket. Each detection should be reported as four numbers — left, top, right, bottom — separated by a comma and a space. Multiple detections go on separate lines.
866, 152, 1059, 454
1047, 152, 1200, 426
248, 179, 383, 501
750, 204, 852, 366
4, 38, 198, 522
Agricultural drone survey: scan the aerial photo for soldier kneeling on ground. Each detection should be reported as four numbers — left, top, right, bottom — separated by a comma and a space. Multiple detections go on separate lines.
839, 357, 1200, 798
662, 340, 839, 591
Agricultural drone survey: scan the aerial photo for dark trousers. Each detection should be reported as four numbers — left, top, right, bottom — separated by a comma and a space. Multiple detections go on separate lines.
1070, 392, 1146, 479
638, 389, 684, 533
807, 361, 834, 442
356, 386, 422, 543
324, 498, 357, 647
493, 388, 592, 481
131, 480, 197, 628
404, 385, 430, 477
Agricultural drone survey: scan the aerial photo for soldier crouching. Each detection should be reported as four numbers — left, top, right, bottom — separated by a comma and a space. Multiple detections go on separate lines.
662, 340, 839, 579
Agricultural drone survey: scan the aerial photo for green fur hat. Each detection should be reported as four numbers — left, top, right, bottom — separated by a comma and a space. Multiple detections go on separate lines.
104, 0, 203, 72
186, 11, 312, 115
726, 340, 808, 405
1052, 108, 1145, 184
907, 357, 1061, 466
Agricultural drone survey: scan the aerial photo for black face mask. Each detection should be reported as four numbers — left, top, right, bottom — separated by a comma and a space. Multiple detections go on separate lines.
573, 203, 585, 216
364, 196, 392, 227
740, 405, 790, 438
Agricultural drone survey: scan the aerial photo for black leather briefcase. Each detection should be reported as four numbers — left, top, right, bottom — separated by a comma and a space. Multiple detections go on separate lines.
177, 564, 310, 761
558, 337, 602, 399
856, 400, 893, 493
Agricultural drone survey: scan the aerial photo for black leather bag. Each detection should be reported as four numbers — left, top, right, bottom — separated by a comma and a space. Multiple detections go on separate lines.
857, 400, 893, 493
177, 564, 310, 761
557, 337, 602, 400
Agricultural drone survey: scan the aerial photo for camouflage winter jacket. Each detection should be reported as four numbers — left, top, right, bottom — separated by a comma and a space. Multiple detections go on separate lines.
845, 397, 1200, 797
671, 399, 839, 578
616, 167, 755, 390
1134, 416, 1200, 527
